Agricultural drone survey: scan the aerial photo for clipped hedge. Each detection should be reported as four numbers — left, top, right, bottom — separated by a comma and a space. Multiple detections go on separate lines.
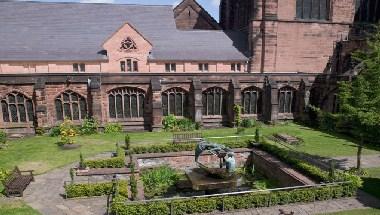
84, 156, 125, 169
254, 140, 362, 188
130, 141, 251, 155
111, 183, 357, 215
65, 180, 128, 198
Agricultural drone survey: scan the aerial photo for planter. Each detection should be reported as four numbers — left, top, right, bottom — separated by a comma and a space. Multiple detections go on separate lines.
60, 144, 81, 150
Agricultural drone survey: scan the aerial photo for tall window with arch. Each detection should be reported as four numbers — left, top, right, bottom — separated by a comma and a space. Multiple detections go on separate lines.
202, 87, 228, 116
278, 87, 297, 114
108, 87, 145, 119
162, 88, 188, 117
241, 87, 263, 115
55, 91, 87, 121
1, 92, 34, 123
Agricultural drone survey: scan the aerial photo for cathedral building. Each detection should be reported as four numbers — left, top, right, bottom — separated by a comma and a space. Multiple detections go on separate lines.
0, 0, 378, 134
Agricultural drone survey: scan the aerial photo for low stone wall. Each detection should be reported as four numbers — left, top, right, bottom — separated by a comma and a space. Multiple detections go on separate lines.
252, 149, 315, 187
135, 148, 251, 171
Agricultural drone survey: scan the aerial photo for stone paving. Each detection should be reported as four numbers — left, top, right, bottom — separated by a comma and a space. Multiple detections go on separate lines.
14, 154, 380, 215
329, 154, 380, 170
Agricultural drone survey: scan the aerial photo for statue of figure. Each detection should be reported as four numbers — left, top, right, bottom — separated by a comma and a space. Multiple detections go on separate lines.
195, 139, 236, 175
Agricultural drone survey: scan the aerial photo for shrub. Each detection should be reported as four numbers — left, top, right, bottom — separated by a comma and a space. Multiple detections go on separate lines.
241, 119, 256, 128
79, 152, 86, 169
104, 123, 123, 134
255, 128, 260, 143
80, 117, 99, 135
84, 157, 125, 169
130, 163, 138, 200
233, 105, 242, 127
0, 131, 6, 145
59, 118, 77, 145
0, 168, 9, 183
162, 115, 197, 132
111, 184, 357, 215
125, 135, 131, 150
35, 127, 45, 136
236, 127, 245, 134
49, 126, 61, 137
141, 166, 179, 198
65, 180, 128, 198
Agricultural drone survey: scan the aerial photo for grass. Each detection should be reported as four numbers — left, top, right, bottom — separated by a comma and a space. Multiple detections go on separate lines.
319, 208, 380, 215
0, 201, 40, 215
361, 167, 380, 199
0, 123, 378, 176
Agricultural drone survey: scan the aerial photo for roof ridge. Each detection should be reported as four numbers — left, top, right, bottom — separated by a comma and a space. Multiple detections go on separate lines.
1, 0, 173, 8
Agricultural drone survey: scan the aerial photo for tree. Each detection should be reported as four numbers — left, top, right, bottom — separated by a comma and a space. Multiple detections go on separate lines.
338, 25, 380, 170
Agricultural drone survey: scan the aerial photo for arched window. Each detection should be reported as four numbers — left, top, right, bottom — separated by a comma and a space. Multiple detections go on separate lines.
162, 88, 188, 116
242, 87, 263, 114
1, 92, 34, 123
108, 87, 145, 119
279, 87, 297, 114
202, 87, 228, 116
55, 91, 87, 121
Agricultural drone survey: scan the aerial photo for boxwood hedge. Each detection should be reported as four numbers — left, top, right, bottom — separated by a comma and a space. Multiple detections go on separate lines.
65, 180, 128, 198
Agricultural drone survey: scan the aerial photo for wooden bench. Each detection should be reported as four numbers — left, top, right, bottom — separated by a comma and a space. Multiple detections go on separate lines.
2, 166, 34, 197
173, 132, 202, 144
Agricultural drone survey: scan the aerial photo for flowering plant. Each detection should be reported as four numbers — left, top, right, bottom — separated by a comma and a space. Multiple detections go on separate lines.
59, 118, 77, 145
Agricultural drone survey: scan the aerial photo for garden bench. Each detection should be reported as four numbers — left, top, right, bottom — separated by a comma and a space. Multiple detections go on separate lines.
173, 132, 202, 144
3, 166, 34, 197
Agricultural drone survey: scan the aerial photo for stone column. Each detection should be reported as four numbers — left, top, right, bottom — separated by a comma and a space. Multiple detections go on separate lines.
34, 78, 48, 129
191, 78, 203, 125
228, 79, 241, 127
150, 78, 162, 131
88, 76, 103, 123
263, 77, 278, 123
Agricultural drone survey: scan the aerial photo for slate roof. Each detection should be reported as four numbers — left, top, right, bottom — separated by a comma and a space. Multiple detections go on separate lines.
0, 1, 248, 62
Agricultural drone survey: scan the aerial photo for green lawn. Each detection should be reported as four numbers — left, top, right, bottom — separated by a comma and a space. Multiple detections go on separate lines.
0, 123, 378, 175
361, 167, 380, 199
320, 208, 380, 215
0, 201, 40, 215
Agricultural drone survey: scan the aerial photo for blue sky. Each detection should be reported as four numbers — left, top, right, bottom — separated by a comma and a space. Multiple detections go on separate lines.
18, 0, 220, 20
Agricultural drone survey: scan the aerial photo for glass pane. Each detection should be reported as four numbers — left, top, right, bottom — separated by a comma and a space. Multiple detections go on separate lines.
292, 91, 297, 113
80, 64, 85, 72
26, 100, 34, 122
320, 0, 328, 19
55, 100, 63, 121
285, 92, 292, 113
116, 94, 123, 118
72, 103, 79, 120
73, 63, 78, 72
175, 93, 183, 116
124, 95, 131, 118
279, 92, 285, 113
165, 64, 170, 72
205, 64, 209, 71
120, 61, 125, 72
222, 92, 228, 115
215, 93, 221, 115
109, 95, 116, 118
138, 94, 144, 117
63, 93, 70, 102
10, 104, 18, 122
63, 103, 72, 119
251, 92, 258, 114
127, 59, 132, 72
169, 94, 175, 115
202, 94, 207, 115
162, 94, 168, 116
296, 0, 303, 18
71, 93, 78, 102
16, 94, 24, 103
257, 92, 263, 114
198, 64, 203, 72
183, 94, 188, 117
8, 94, 15, 103
311, 0, 320, 19
303, 0, 312, 19
18, 104, 27, 122
131, 95, 138, 118
207, 93, 214, 115
243, 93, 250, 114
1, 101, 9, 122
133, 61, 138, 72
171, 64, 176, 72
79, 98, 87, 119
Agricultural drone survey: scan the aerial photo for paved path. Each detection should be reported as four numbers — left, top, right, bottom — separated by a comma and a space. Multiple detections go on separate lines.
23, 156, 110, 215
328, 154, 380, 170
202, 191, 380, 215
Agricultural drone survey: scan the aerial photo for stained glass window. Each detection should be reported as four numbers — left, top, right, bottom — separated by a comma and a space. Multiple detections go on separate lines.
202, 87, 228, 116
55, 91, 87, 121
108, 87, 145, 119
1, 92, 34, 123
161, 88, 188, 117
279, 87, 296, 114
242, 87, 263, 114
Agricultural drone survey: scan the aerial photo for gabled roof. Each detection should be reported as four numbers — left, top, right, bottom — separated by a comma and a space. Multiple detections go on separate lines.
0, 1, 248, 62
174, 0, 221, 30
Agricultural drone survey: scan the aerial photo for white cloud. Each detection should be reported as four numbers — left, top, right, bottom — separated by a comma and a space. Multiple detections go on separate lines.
80, 0, 114, 3
211, 0, 220, 7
